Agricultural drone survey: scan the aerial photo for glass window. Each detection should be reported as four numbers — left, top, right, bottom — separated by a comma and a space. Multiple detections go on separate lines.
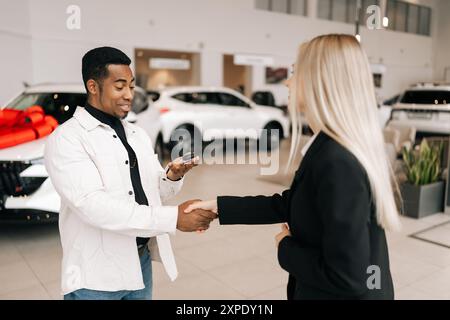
172, 93, 193, 103
7, 92, 86, 124
7, 93, 43, 110
418, 6, 431, 36
172, 92, 220, 105
191, 92, 209, 104
407, 4, 419, 34
197, 92, 220, 104
218, 93, 248, 107
318, 0, 331, 20
400, 91, 450, 105
290, 0, 306, 16
360, 0, 379, 25
386, 0, 396, 30
255, 0, 270, 10
272, 0, 288, 13
332, 0, 347, 23
347, 0, 357, 24
395, 1, 407, 32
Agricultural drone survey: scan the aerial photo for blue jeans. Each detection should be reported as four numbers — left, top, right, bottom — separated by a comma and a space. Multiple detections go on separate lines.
64, 248, 152, 300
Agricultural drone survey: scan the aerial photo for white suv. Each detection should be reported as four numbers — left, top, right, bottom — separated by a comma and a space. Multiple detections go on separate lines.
136, 86, 290, 155
388, 83, 450, 136
0, 83, 153, 223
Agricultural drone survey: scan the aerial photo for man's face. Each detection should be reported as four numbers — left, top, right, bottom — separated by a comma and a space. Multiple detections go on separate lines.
97, 64, 135, 119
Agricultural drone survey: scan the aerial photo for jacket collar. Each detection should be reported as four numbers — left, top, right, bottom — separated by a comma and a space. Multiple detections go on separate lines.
85, 103, 121, 128
292, 131, 330, 184
301, 132, 320, 156
73, 106, 130, 132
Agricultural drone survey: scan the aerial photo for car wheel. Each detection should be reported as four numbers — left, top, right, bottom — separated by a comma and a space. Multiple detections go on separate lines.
260, 123, 282, 151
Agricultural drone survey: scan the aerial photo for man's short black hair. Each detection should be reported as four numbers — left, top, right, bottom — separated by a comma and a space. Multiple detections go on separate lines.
82, 46, 131, 93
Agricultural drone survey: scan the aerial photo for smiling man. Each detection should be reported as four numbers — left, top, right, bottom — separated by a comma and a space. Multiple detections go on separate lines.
44, 47, 216, 300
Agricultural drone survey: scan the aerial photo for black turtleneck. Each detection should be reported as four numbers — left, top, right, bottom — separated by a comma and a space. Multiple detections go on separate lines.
85, 103, 149, 247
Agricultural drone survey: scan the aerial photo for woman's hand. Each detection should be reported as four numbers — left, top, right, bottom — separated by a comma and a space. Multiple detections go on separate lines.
184, 199, 218, 233
275, 223, 291, 247
184, 199, 218, 214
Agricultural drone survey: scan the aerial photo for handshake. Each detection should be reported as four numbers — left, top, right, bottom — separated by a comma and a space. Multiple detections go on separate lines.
176, 199, 218, 232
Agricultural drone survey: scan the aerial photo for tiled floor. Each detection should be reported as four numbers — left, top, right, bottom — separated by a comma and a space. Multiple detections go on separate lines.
0, 140, 449, 300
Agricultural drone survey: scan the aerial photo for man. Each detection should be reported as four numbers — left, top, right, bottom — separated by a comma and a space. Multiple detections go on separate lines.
44, 47, 216, 300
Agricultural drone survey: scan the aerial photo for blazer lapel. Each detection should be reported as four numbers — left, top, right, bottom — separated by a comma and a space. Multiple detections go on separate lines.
290, 131, 329, 191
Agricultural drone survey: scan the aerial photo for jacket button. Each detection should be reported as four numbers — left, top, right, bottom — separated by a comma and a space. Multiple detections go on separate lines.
125, 160, 129, 165
128, 191, 133, 195
113, 135, 117, 138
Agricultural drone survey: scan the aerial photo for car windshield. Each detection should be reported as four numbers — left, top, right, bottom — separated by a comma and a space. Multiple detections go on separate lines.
6, 92, 87, 124
400, 90, 450, 105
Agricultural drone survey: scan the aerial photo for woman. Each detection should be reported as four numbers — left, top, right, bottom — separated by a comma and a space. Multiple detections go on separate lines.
186, 34, 401, 300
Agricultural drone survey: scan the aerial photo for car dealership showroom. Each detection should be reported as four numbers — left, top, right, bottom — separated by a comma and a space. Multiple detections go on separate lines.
0, 0, 450, 301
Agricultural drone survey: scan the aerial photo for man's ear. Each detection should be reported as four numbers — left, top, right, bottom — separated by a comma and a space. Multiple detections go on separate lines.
86, 79, 98, 95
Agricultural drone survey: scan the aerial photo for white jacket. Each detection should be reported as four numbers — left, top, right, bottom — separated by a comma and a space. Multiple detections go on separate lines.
44, 107, 181, 295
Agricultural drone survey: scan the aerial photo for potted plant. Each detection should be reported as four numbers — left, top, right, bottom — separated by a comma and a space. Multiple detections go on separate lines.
401, 139, 445, 218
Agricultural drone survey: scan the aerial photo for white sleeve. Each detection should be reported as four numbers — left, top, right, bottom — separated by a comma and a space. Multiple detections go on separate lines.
44, 130, 177, 238
159, 164, 184, 202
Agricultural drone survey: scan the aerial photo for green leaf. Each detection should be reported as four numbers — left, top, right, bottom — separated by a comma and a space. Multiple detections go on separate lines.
402, 138, 443, 186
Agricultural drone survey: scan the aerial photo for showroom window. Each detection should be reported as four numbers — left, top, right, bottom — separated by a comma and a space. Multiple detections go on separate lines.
386, 0, 432, 36
318, 0, 332, 19
290, 0, 308, 16
347, 0, 357, 24
359, 0, 380, 25
316, 0, 432, 37
254, 0, 307, 16
395, 1, 408, 32
407, 4, 419, 34
255, 0, 270, 10
418, 6, 431, 36
333, 0, 348, 23
272, 0, 289, 13
386, 0, 397, 30
318, 0, 381, 24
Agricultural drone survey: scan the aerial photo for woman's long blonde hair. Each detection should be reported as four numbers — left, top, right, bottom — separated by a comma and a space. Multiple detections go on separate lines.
288, 34, 401, 231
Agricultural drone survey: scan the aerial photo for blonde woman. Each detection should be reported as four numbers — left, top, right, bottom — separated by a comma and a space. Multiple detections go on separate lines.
186, 34, 401, 300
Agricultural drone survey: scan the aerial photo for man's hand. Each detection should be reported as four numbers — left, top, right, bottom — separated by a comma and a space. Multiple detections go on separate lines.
167, 156, 200, 181
177, 199, 218, 232
275, 224, 291, 247
184, 199, 218, 214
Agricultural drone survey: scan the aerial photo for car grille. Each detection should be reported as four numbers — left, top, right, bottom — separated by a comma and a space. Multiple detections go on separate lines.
0, 161, 47, 197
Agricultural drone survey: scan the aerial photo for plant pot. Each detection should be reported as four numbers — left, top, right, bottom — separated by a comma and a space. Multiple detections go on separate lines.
401, 181, 445, 219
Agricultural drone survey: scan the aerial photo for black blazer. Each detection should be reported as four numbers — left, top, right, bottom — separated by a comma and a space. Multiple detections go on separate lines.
217, 132, 394, 300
